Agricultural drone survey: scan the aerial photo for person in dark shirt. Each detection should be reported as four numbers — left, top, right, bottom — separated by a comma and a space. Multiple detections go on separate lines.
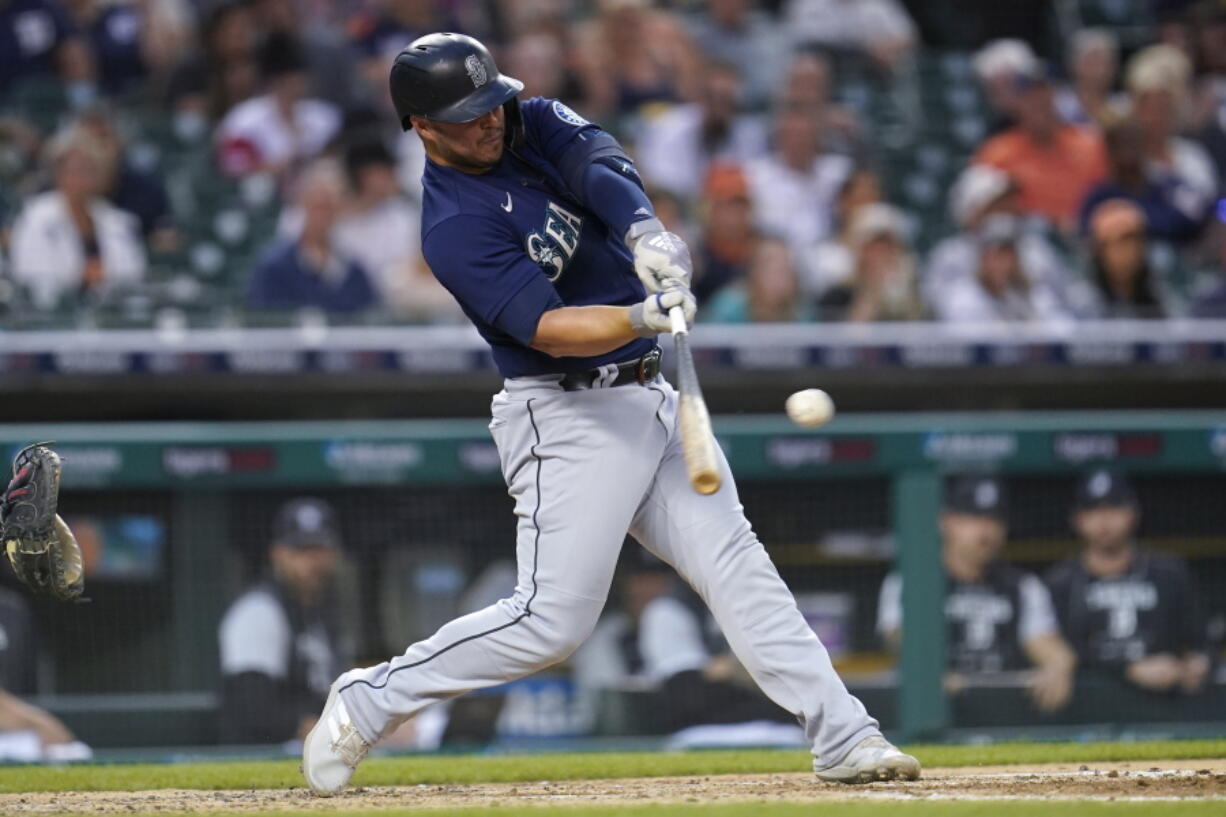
0, 587, 36, 695
0, 0, 94, 103
878, 475, 1076, 712
218, 498, 353, 744
1045, 470, 1210, 694
247, 161, 377, 314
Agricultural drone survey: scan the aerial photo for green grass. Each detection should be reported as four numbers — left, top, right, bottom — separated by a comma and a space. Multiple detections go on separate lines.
0, 739, 1222, 794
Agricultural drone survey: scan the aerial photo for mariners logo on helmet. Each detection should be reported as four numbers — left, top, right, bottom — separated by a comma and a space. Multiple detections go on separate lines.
465, 55, 488, 88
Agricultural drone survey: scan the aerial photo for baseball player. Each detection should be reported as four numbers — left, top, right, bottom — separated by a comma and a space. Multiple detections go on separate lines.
303, 33, 918, 794
1045, 471, 1210, 693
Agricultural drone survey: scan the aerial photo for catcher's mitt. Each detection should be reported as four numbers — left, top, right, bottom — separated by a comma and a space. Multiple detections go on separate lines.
1, 443, 84, 602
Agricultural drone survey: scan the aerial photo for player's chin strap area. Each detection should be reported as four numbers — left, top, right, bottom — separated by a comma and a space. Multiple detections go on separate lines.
556, 347, 661, 391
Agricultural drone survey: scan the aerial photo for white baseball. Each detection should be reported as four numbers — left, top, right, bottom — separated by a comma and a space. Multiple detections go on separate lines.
786, 389, 835, 428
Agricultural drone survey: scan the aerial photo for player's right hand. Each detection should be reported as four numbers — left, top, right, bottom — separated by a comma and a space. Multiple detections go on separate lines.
629, 285, 696, 337
626, 218, 693, 293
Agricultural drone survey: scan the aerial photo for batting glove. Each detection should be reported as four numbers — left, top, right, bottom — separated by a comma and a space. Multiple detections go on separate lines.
626, 218, 693, 293
629, 285, 696, 337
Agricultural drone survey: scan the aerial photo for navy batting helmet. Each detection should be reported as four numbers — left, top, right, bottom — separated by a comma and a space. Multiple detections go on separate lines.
389, 33, 523, 133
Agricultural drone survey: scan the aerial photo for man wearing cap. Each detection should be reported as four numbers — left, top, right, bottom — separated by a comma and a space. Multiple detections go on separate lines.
1045, 471, 1210, 694
218, 498, 353, 743
877, 476, 1076, 712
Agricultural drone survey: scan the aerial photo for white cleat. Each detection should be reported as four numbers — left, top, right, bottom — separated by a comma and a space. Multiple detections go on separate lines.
302, 676, 371, 796
815, 735, 921, 784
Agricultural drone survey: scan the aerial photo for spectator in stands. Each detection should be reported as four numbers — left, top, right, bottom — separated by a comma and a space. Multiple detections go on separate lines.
1080, 117, 1209, 246
746, 105, 851, 258
251, 0, 363, 112
502, 33, 568, 102
8, 127, 146, 310
65, 0, 192, 99
218, 497, 353, 744
1084, 199, 1169, 319
248, 160, 377, 313
75, 107, 176, 242
776, 50, 861, 154
349, 0, 459, 98
972, 39, 1040, 134
685, 0, 784, 110
0, 0, 95, 105
335, 139, 457, 321
877, 476, 1076, 713
1055, 29, 1126, 127
924, 164, 1090, 318
784, 0, 915, 74
1046, 471, 1210, 694
165, 0, 259, 125
634, 60, 767, 201
691, 163, 755, 303
798, 167, 881, 300
816, 203, 923, 322
574, 0, 701, 120
0, 587, 91, 761
703, 236, 807, 323
1124, 44, 1219, 206
929, 214, 1072, 325
216, 32, 341, 182
974, 66, 1108, 232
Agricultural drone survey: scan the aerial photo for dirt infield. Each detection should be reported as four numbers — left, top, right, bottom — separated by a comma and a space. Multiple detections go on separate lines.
3, 759, 1224, 812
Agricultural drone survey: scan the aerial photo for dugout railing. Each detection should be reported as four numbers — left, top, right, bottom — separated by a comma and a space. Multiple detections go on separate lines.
2, 410, 1225, 750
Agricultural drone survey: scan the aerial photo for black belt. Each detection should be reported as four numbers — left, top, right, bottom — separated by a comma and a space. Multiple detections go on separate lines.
557, 347, 661, 391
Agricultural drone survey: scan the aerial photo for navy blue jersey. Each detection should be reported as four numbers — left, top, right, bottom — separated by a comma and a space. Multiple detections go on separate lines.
421, 97, 654, 378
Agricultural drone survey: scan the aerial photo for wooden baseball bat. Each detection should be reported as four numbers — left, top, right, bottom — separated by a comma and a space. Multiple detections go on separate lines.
669, 306, 721, 495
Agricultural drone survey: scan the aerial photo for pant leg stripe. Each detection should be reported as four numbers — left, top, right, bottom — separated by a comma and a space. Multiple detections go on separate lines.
340, 398, 543, 694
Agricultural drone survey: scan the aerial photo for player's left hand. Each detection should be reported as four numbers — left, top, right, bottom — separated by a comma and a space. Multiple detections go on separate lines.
629, 285, 696, 337
626, 218, 693, 293
1027, 664, 1073, 712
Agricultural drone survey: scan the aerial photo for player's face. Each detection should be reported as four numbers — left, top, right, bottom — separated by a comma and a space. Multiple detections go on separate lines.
941, 512, 1006, 567
417, 106, 506, 174
272, 543, 339, 598
1074, 505, 1137, 551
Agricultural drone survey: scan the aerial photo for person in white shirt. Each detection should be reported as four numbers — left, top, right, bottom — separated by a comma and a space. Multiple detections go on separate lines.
784, 0, 915, 72
9, 127, 146, 311
633, 60, 768, 201
932, 214, 1073, 326
745, 104, 851, 259
215, 32, 341, 183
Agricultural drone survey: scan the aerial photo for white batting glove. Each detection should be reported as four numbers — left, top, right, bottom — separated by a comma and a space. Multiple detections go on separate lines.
626, 217, 693, 293
629, 285, 696, 337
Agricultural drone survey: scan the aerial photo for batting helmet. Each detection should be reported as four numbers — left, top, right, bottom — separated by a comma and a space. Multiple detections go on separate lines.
389, 33, 524, 133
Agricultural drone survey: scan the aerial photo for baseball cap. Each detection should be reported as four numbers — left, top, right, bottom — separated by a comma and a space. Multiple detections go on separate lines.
944, 475, 1008, 520
1073, 470, 1137, 511
274, 497, 341, 549
848, 203, 909, 249
949, 164, 1016, 228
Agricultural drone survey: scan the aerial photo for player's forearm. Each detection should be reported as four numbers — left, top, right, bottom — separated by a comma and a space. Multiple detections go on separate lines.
1024, 633, 1077, 674
531, 305, 637, 358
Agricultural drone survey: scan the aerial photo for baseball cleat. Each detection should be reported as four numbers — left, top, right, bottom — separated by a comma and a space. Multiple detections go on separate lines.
302, 676, 370, 796
814, 735, 921, 784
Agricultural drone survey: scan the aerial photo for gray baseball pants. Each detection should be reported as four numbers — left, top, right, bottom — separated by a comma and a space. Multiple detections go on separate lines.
338, 374, 880, 769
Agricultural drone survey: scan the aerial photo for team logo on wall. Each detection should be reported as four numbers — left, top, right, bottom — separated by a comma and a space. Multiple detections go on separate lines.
526, 201, 583, 280
465, 55, 487, 88
552, 101, 589, 127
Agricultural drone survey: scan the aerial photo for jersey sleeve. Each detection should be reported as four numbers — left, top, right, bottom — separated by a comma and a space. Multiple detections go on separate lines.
521, 97, 648, 207
1018, 574, 1060, 643
218, 591, 290, 679
876, 571, 902, 639
424, 214, 563, 346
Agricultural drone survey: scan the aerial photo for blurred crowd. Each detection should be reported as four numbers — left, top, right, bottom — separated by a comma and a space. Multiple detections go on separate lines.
3, 0, 1226, 326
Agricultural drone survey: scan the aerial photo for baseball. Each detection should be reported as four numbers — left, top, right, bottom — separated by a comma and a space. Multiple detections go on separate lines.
786, 389, 835, 428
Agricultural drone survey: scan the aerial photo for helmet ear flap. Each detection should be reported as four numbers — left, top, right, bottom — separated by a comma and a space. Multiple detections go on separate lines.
503, 97, 523, 150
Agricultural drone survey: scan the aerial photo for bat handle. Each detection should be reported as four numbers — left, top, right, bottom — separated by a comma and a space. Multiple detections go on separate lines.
668, 304, 688, 336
